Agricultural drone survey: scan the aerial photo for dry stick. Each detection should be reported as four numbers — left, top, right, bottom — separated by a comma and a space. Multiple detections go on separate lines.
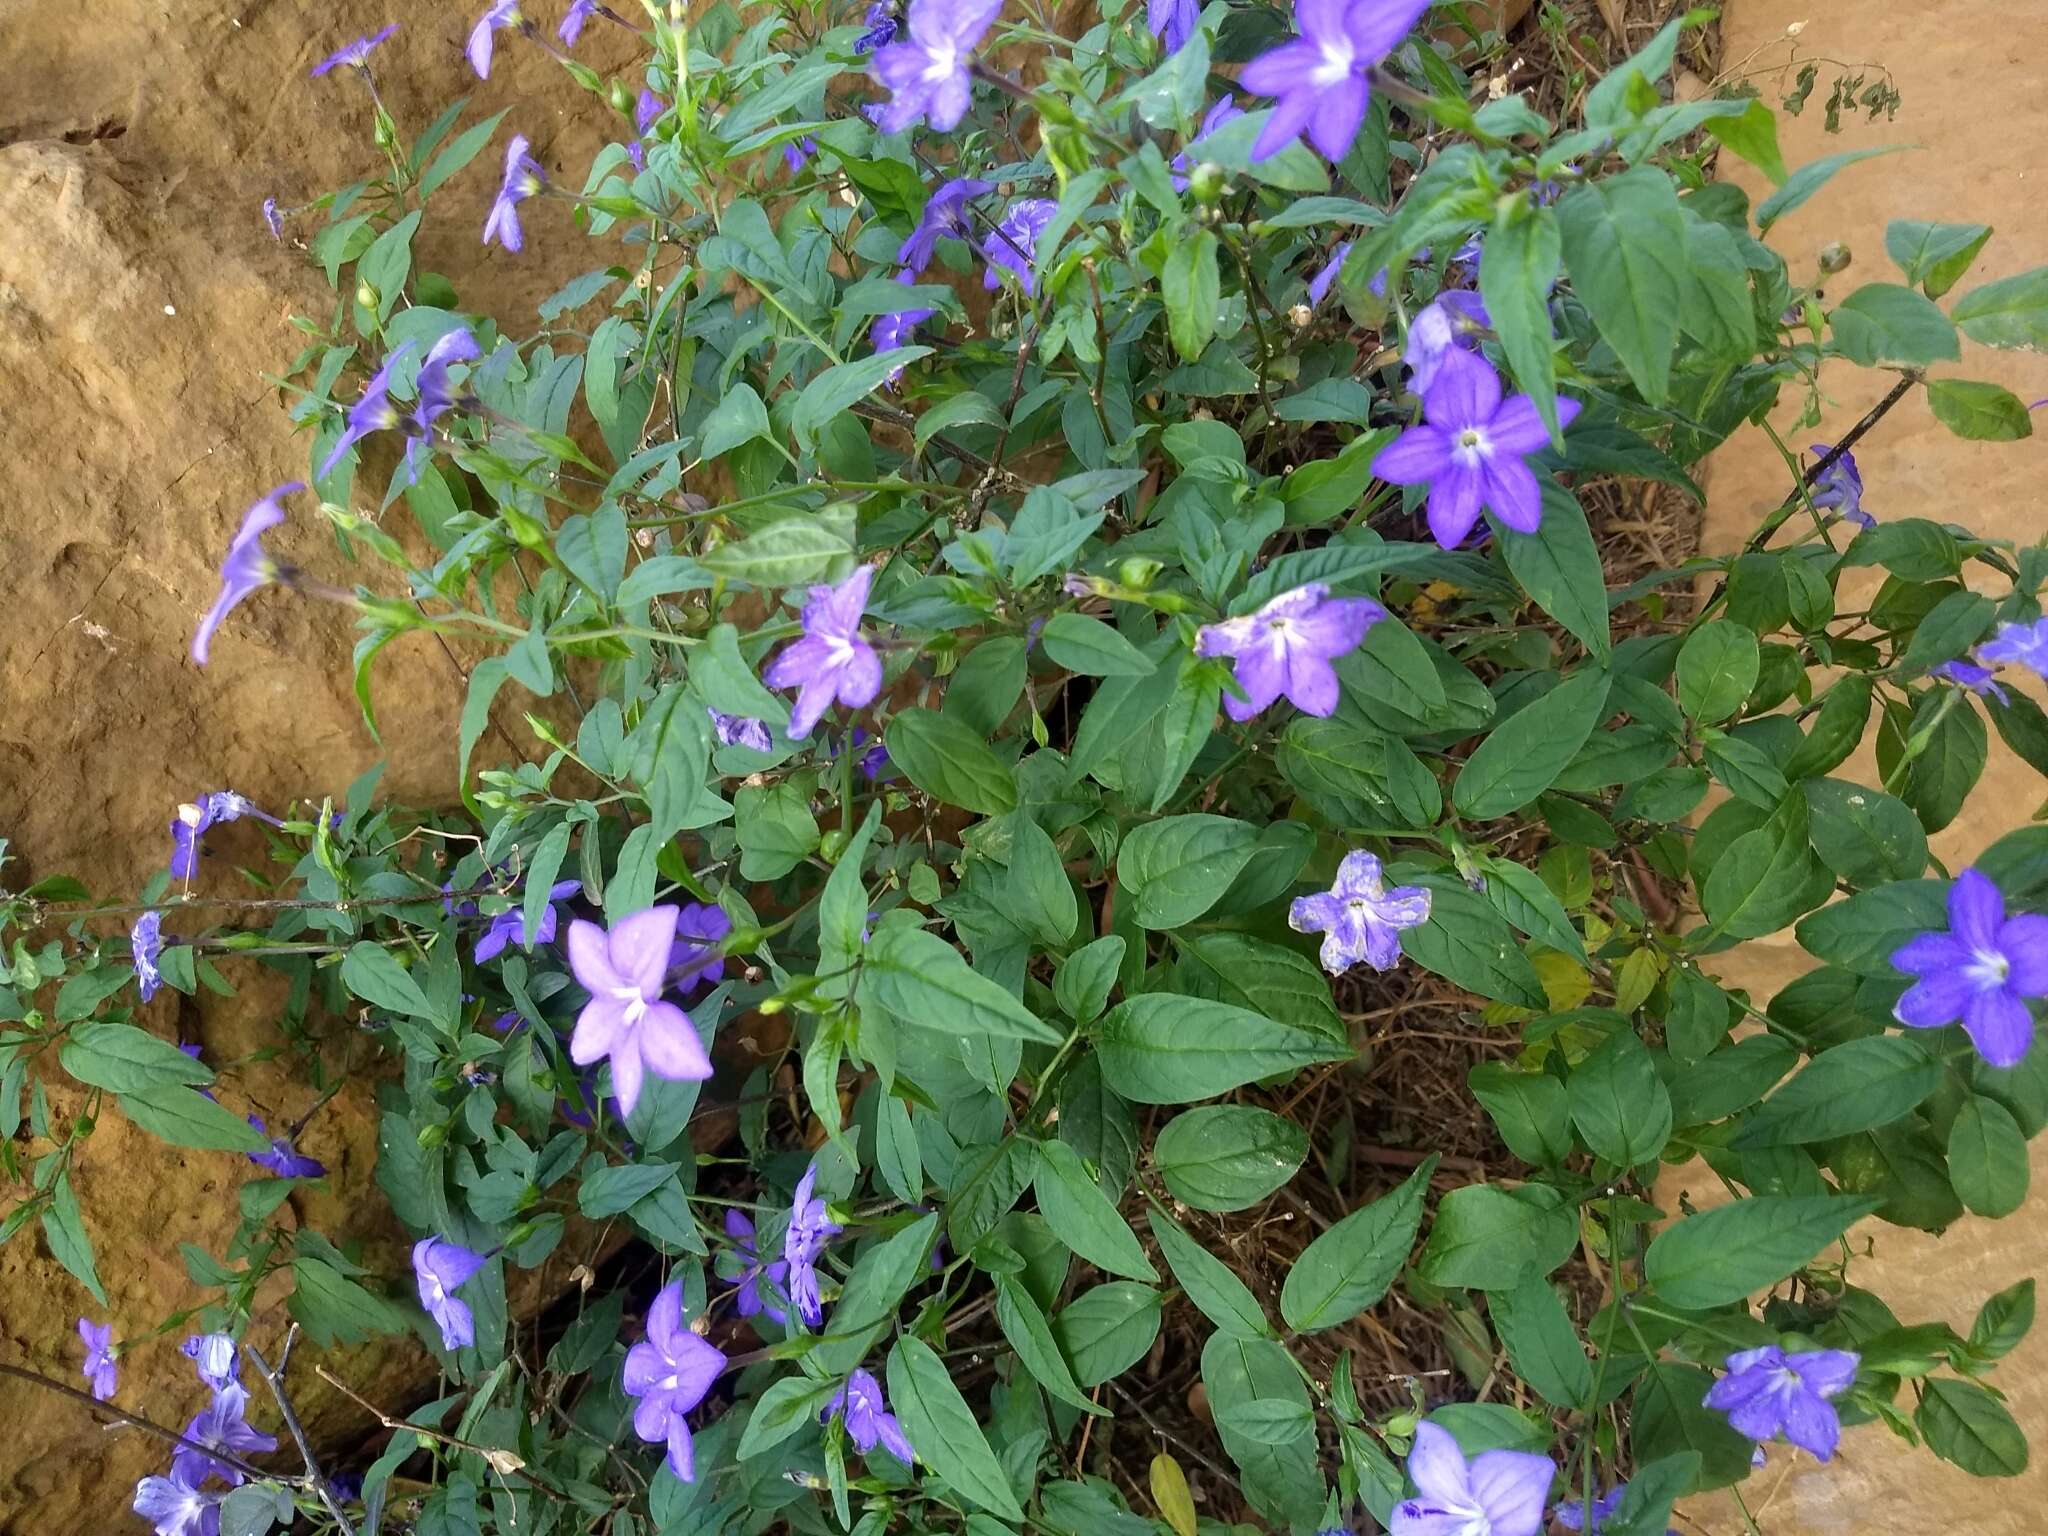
0, 1361, 280, 1485
246, 1335, 360, 1536
311, 1364, 565, 1498
1102, 1377, 1237, 1488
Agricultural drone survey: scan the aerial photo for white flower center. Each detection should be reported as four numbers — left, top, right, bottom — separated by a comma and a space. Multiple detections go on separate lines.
1312, 38, 1355, 85
922, 42, 959, 81
610, 984, 650, 1029
1453, 426, 1492, 466
825, 634, 857, 667
1966, 948, 2011, 989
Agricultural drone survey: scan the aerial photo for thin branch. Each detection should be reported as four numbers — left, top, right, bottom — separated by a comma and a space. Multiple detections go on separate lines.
246, 1336, 360, 1535
0, 1361, 280, 1485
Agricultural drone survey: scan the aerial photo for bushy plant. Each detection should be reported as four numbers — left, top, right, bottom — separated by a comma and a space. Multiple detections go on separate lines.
7, 4, 2048, 1534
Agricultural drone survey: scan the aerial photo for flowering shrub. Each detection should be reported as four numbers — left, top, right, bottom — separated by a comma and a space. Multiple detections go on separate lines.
6, 4, 2048, 1535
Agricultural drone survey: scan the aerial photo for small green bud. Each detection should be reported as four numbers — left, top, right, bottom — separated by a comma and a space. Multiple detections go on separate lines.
373, 110, 397, 150
1188, 162, 1226, 205
417, 1121, 448, 1149
607, 78, 635, 115
355, 280, 380, 313
820, 828, 851, 863
1117, 556, 1163, 590
1818, 240, 1852, 275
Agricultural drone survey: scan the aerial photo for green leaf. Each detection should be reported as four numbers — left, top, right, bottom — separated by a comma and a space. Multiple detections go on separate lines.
1926, 378, 2034, 441
1039, 613, 1157, 676
1479, 201, 1562, 442
1054, 936, 1126, 1026
1952, 265, 2048, 351
1970, 1278, 2036, 1360
1631, 1364, 1755, 1492
993, 1274, 1103, 1415
1803, 778, 1928, 887
59, 1022, 216, 1094
1280, 1156, 1435, 1331
1498, 485, 1610, 659
697, 519, 852, 586
886, 1335, 1024, 1518
579, 1161, 679, 1217
1700, 791, 1827, 940
1152, 1106, 1307, 1212
699, 382, 773, 461
737, 1375, 841, 1460
1400, 877, 1549, 1008
1568, 1028, 1673, 1167
1756, 146, 1908, 232
1916, 1377, 2030, 1477
1453, 666, 1613, 818
864, 927, 1063, 1045
418, 109, 509, 200
1094, 993, 1347, 1105
793, 349, 933, 448
1885, 220, 1993, 297
1703, 97, 1787, 182
1174, 931, 1343, 1036
1216, 1400, 1315, 1446
1163, 228, 1221, 363
1201, 1333, 1324, 1526
1469, 1063, 1573, 1167
1493, 1274, 1593, 1411
1644, 1195, 1879, 1308
1034, 1139, 1156, 1280
1147, 1207, 1272, 1339
1734, 1037, 1943, 1147
1117, 815, 1260, 929
41, 1174, 104, 1303
1676, 621, 1759, 724
813, 1214, 939, 1373
289, 1255, 411, 1346
1948, 1094, 2030, 1218
1795, 878, 1948, 976
118, 1086, 272, 1153
885, 707, 1018, 815
1828, 283, 1960, 367
1556, 170, 1687, 403
1052, 1282, 1163, 1386
1416, 1183, 1578, 1290
1005, 812, 1079, 947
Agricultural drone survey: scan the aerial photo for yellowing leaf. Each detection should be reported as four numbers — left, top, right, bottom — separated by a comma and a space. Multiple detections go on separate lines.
1150, 1454, 1198, 1536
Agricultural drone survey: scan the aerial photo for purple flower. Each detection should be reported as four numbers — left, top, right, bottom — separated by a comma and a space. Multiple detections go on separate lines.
721, 1208, 790, 1325
468, 0, 523, 77
566, 907, 715, 1118
193, 483, 301, 666
133, 910, 165, 1003
1978, 617, 2048, 682
133, 1472, 219, 1536
708, 708, 774, 752
784, 136, 820, 173
898, 177, 994, 274
872, 273, 937, 381
1704, 1345, 1859, 1461
636, 89, 666, 135
669, 902, 733, 993
1370, 351, 1582, 549
559, 0, 600, 44
871, 0, 1001, 132
1146, 0, 1198, 54
181, 1333, 238, 1393
856, 1, 900, 52
484, 134, 545, 252
319, 342, 415, 480
1171, 96, 1244, 191
1289, 851, 1433, 975
311, 24, 397, 76
261, 198, 284, 240
824, 1367, 915, 1461
623, 1278, 726, 1481
1194, 583, 1384, 722
1552, 1485, 1634, 1534
1931, 659, 2010, 705
763, 565, 883, 739
1389, 1420, 1554, 1536
1405, 290, 1490, 394
474, 879, 581, 964
172, 1381, 279, 1488
413, 328, 481, 440
78, 1318, 117, 1401
1240, 0, 1431, 162
1307, 241, 1353, 308
1890, 868, 2048, 1068
1806, 443, 1871, 528
854, 729, 890, 779
413, 1237, 489, 1350
783, 1163, 842, 1327
246, 1117, 326, 1179
982, 197, 1058, 295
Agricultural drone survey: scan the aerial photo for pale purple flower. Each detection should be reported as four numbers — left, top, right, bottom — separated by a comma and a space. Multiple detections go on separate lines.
172, 1381, 278, 1488
567, 907, 715, 1118
171, 791, 280, 877
1370, 350, 1582, 549
763, 565, 883, 739
856, 1, 900, 52
320, 342, 415, 479
484, 134, 545, 252
133, 911, 165, 1002
78, 1318, 117, 1401
871, 0, 1001, 132
784, 136, 820, 173
1146, 0, 1198, 54
1194, 582, 1383, 721
897, 177, 994, 275
311, 24, 397, 76
1891, 868, 2048, 1068
181, 1333, 238, 1393
1171, 96, 1244, 191
1978, 617, 2048, 682
413, 328, 481, 438
261, 198, 284, 240
1704, 1345, 1859, 1461
623, 1278, 726, 1481
853, 728, 889, 779
475, 879, 581, 963
1405, 290, 1490, 394
1552, 1485, 1624, 1534
982, 197, 1058, 295
872, 272, 937, 380
708, 708, 773, 751
1289, 851, 1433, 975
1307, 241, 1352, 307
413, 1237, 489, 1350
1389, 1420, 1554, 1536
824, 1367, 915, 1461
783, 1163, 842, 1327
1931, 659, 2010, 705
668, 902, 733, 993
245, 1117, 326, 1179
1447, 234, 1484, 279
1240, 0, 1431, 162
636, 89, 666, 135
193, 484, 301, 666
721, 1208, 790, 1325
559, 0, 600, 44
468, 0, 523, 77
133, 1472, 219, 1536
1806, 442, 1871, 528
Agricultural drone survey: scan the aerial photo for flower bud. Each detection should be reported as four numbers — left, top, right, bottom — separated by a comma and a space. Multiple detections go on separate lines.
417, 1121, 448, 1149
1289, 303, 1313, 329
1117, 557, 1163, 590
820, 828, 851, 863
1818, 240, 1852, 275
1188, 162, 1226, 204
607, 78, 635, 115
355, 280, 380, 313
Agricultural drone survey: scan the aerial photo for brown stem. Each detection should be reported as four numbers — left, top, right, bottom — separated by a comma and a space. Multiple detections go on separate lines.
0, 1361, 282, 1485
246, 1336, 359, 1535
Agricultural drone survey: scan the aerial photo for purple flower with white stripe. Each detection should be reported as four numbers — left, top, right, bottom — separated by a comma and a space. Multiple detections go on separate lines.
1146, 0, 1198, 53
1704, 1345, 1859, 1461
721, 1208, 790, 1325
763, 565, 882, 739
668, 902, 733, 992
824, 1368, 915, 1461
783, 1163, 841, 1327
1978, 617, 2048, 682
1289, 851, 1433, 975
1369, 350, 1581, 549
484, 135, 546, 252
1241, 0, 1431, 162
1195, 583, 1383, 721
261, 198, 284, 240
311, 24, 397, 76
623, 1278, 725, 1481
567, 907, 715, 1117
79, 1318, 118, 1401
872, 272, 937, 380
1552, 1485, 1637, 1535
246, 1117, 326, 1179
1891, 868, 2048, 1068
474, 879, 582, 963
897, 177, 994, 274
133, 911, 165, 1002
871, 0, 1001, 132
983, 198, 1058, 295
170, 791, 277, 877
1172, 96, 1244, 191
559, 0, 601, 44
855, 1, 900, 52
1404, 290, 1490, 394
468, 0, 524, 77
1806, 443, 1871, 528
319, 342, 415, 479
172, 1381, 278, 1488
708, 708, 773, 752
413, 1237, 489, 1350
181, 1333, 239, 1393
193, 485, 302, 666
1931, 659, 2009, 704
133, 1472, 218, 1536
1389, 1420, 1554, 1536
